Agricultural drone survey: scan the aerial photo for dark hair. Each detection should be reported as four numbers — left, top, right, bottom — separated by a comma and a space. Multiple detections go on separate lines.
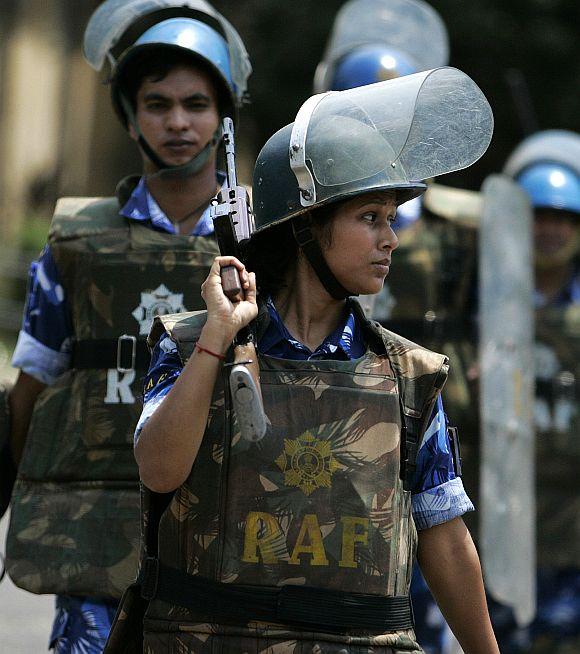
118, 48, 230, 116
245, 203, 337, 299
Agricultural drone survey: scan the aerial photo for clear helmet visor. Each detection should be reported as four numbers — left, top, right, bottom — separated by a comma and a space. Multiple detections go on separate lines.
315, 0, 448, 92
83, 0, 251, 101
292, 67, 494, 206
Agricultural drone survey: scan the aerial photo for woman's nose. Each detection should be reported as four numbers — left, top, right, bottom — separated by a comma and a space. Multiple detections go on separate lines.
380, 225, 399, 251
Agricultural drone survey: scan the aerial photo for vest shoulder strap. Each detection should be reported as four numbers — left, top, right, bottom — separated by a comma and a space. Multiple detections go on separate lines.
148, 311, 208, 363
381, 326, 449, 490
48, 196, 124, 243
350, 298, 449, 489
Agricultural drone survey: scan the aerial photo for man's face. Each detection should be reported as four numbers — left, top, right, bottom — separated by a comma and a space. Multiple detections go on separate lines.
130, 64, 220, 171
534, 209, 578, 262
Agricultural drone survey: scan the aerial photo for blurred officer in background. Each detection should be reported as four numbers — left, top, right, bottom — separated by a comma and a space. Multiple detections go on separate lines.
315, 2, 482, 652
4, 0, 251, 651
487, 129, 580, 654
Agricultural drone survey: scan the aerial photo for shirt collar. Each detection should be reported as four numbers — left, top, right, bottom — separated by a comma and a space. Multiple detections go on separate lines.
119, 174, 225, 236
259, 297, 365, 360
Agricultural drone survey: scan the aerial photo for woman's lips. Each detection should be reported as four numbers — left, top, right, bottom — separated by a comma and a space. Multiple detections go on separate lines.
371, 258, 391, 273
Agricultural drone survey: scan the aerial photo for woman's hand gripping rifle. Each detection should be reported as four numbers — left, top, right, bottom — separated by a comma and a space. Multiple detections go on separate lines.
210, 118, 267, 442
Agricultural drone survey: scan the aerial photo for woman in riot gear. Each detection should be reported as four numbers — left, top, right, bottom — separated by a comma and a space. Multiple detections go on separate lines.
131, 69, 500, 653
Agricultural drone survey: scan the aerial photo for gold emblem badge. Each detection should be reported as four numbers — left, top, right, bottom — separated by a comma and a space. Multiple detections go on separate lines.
275, 432, 340, 496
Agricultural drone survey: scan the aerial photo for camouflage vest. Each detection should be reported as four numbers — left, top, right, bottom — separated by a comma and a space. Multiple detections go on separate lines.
534, 304, 580, 568
7, 189, 219, 598
141, 310, 447, 653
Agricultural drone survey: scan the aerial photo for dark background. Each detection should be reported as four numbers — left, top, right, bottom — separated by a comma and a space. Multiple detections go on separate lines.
2, 0, 579, 199
219, 0, 580, 190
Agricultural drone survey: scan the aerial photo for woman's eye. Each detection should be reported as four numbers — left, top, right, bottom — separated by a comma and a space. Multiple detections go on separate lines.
361, 212, 376, 223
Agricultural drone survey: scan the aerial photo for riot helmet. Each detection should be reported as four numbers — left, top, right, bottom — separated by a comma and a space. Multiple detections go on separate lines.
314, 0, 448, 93
252, 67, 494, 299
504, 130, 580, 267
504, 130, 580, 216
83, 0, 252, 176
329, 45, 418, 90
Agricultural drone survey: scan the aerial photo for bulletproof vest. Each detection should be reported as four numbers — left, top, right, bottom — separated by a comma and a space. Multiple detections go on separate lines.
6, 187, 219, 598
534, 304, 580, 568
141, 310, 447, 652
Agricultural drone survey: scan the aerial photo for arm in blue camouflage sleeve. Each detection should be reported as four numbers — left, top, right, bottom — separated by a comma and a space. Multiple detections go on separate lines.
134, 334, 183, 444
11, 246, 73, 385
9, 245, 74, 467
410, 395, 474, 530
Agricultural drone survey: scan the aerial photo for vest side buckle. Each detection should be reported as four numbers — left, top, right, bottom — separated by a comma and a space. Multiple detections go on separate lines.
117, 334, 137, 373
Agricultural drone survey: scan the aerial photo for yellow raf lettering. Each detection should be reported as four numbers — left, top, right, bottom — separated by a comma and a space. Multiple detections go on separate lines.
338, 516, 369, 568
242, 512, 369, 568
241, 511, 282, 564
145, 377, 155, 391
288, 514, 329, 566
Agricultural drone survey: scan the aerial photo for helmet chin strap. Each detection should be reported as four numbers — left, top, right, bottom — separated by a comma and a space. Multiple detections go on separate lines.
120, 92, 222, 180
292, 213, 355, 300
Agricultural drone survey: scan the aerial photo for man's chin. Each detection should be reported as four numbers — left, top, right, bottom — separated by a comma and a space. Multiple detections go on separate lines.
163, 155, 194, 167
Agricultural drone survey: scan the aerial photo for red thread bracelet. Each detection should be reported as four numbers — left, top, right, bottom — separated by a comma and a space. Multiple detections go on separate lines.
195, 343, 226, 361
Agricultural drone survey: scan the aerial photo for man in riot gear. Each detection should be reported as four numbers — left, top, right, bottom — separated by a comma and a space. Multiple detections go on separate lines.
487, 129, 580, 653
4, 1, 251, 651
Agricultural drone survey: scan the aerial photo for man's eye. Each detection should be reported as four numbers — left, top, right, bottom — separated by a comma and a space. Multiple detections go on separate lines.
362, 212, 376, 222
146, 102, 166, 110
186, 101, 209, 110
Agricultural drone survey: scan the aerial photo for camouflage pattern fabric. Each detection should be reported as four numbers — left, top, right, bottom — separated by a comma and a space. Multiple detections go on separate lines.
6, 196, 219, 598
534, 304, 580, 568
139, 311, 447, 652
0, 382, 15, 519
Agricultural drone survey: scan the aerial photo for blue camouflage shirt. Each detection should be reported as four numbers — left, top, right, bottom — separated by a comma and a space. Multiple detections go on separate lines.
136, 298, 474, 531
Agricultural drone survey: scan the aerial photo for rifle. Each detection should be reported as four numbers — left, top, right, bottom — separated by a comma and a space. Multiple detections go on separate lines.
211, 117, 267, 442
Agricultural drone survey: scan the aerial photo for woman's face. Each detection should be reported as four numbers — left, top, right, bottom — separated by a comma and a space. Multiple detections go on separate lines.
321, 191, 399, 295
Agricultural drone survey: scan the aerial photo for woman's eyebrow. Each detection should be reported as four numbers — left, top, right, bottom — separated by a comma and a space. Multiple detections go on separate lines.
356, 197, 393, 208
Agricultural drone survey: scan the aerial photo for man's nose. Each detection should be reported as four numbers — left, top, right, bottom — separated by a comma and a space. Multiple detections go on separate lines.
166, 106, 190, 131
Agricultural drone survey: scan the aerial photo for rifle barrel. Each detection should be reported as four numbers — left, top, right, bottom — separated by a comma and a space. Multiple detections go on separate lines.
223, 117, 238, 187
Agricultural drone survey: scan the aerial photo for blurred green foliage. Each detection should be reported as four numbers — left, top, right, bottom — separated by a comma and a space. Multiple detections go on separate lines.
17, 216, 50, 255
